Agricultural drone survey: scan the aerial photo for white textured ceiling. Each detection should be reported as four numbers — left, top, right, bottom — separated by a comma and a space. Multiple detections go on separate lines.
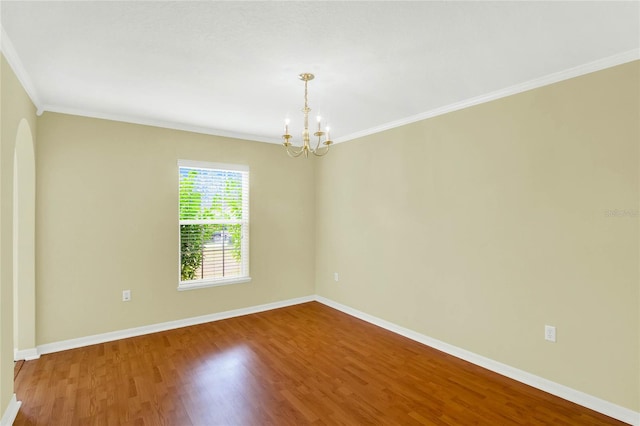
1, 1, 639, 144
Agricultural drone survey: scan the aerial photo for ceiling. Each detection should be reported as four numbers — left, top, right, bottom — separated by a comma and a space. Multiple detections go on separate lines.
1, 1, 638, 144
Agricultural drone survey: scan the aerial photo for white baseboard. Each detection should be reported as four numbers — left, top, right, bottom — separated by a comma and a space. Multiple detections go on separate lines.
1, 394, 21, 426
314, 295, 639, 426
14, 348, 40, 361
36, 295, 315, 356
23, 294, 638, 425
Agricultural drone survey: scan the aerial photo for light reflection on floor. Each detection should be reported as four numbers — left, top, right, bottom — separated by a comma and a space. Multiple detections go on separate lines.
186, 344, 261, 424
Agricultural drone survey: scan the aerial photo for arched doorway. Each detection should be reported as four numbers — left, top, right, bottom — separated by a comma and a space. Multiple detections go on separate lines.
13, 118, 37, 360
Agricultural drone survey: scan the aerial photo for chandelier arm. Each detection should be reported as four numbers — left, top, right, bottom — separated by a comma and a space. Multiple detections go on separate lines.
313, 134, 323, 153
285, 145, 306, 158
311, 144, 330, 157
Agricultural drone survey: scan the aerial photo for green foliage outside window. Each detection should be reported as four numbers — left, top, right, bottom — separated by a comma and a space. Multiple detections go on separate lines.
179, 169, 244, 281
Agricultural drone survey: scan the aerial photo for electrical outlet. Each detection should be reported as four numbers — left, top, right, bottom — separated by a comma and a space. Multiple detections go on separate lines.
334, 272, 339, 282
544, 325, 556, 342
122, 290, 131, 302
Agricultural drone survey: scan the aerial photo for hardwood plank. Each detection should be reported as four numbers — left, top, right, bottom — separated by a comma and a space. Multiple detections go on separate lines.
14, 302, 627, 425
14, 361, 25, 380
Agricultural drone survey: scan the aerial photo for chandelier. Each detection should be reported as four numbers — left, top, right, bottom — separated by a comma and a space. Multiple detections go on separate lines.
282, 73, 332, 158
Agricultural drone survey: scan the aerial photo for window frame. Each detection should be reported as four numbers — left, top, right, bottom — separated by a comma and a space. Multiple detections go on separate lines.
177, 159, 251, 291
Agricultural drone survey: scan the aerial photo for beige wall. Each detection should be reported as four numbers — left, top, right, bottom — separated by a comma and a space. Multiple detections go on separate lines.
0, 55, 38, 416
315, 61, 639, 411
36, 114, 316, 344
3, 53, 638, 417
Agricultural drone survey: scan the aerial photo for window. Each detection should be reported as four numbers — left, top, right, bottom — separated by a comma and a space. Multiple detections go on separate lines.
178, 160, 250, 290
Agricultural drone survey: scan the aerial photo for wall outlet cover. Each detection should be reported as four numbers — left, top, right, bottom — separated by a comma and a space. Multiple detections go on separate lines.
544, 325, 556, 342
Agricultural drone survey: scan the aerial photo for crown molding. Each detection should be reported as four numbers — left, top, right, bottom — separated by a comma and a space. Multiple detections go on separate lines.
335, 49, 640, 144
41, 104, 282, 144
0, 25, 43, 111
2, 25, 637, 146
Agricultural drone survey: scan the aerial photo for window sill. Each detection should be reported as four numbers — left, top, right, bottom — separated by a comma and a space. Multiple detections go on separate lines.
177, 276, 252, 291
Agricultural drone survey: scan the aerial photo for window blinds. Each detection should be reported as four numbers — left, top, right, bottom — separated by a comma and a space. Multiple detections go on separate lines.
178, 160, 249, 287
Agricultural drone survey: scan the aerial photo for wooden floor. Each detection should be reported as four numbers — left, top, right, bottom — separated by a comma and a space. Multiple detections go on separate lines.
14, 302, 625, 425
